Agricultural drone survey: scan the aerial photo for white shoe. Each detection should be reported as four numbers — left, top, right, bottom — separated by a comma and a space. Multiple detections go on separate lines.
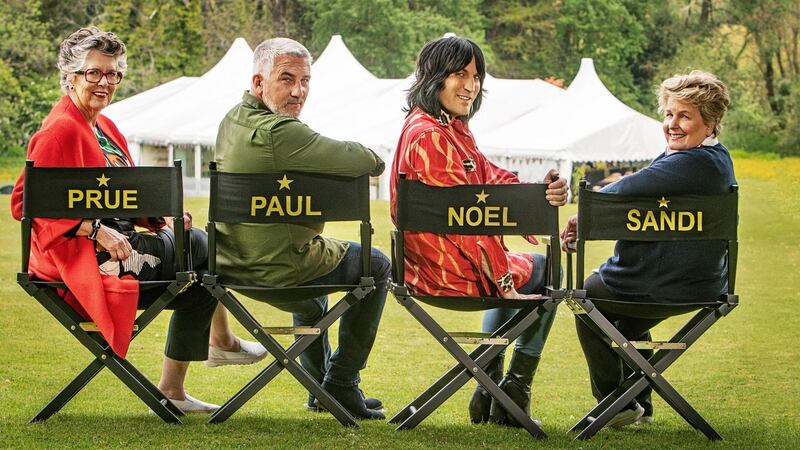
206, 337, 267, 367
168, 393, 219, 414
636, 415, 654, 425
588, 403, 645, 428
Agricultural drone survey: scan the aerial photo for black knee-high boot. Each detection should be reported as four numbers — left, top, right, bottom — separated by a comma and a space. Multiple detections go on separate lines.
489, 351, 540, 427
468, 354, 504, 423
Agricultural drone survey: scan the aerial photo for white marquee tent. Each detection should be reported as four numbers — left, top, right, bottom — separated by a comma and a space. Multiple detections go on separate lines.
479, 58, 665, 185
105, 36, 663, 197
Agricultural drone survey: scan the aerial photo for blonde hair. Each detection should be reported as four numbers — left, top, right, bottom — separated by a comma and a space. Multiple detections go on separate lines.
658, 70, 730, 137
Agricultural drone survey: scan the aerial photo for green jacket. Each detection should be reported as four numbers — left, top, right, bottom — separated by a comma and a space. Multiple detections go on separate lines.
214, 91, 383, 286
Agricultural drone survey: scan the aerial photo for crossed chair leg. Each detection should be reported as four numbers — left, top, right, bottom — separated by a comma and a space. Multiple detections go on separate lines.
567, 296, 737, 441
21, 276, 194, 424
203, 280, 375, 427
389, 294, 560, 439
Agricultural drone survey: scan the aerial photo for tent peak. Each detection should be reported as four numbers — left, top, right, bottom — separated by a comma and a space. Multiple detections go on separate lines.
313, 34, 376, 82
232, 37, 251, 47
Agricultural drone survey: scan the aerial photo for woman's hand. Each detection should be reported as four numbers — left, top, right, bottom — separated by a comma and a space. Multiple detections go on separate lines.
560, 214, 578, 253
94, 225, 132, 261
543, 169, 568, 206
164, 211, 193, 232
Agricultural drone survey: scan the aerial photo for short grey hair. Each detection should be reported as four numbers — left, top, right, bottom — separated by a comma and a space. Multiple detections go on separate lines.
252, 38, 312, 76
58, 27, 127, 93
658, 70, 730, 137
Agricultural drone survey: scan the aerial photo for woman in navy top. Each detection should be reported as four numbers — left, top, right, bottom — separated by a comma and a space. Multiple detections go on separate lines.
561, 70, 735, 427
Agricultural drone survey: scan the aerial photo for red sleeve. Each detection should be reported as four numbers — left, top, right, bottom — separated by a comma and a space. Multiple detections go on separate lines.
10, 128, 82, 251
406, 130, 512, 291
482, 157, 520, 185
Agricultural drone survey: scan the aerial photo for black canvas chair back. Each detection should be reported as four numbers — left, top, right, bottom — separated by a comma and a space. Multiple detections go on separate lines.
565, 181, 739, 440
388, 175, 565, 438
18, 161, 191, 424
202, 163, 375, 427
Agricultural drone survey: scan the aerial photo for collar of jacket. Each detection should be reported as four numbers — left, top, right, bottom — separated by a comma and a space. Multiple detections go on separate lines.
241, 91, 270, 111
437, 109, 473, 136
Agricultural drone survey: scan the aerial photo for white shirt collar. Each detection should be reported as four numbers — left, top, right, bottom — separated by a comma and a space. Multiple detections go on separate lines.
665, 136, 719, 155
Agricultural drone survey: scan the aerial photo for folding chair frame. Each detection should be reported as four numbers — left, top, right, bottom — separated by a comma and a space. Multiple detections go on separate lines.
202, 164, 375, 427
388, 177, 565, 439
388, 282, 562, 439
564, 181, 740, 440
18, 161, 193, 424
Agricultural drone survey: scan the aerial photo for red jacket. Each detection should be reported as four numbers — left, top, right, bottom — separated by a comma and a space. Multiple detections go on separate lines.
11, 96, 139, 357
390, 108, 534, 297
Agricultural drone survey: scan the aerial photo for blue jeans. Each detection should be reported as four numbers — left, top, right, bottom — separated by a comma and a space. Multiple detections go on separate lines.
268, 242, 390, 387
481, 253, 557, 358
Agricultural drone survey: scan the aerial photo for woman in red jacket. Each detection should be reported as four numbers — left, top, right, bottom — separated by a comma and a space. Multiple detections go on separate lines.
11, 27, 264, 414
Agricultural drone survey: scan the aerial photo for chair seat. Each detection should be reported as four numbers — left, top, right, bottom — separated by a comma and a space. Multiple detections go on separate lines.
221, 284, 360, 303
586, 296, 728, 318
25, 274, 178, 291
410, 294, 553, 311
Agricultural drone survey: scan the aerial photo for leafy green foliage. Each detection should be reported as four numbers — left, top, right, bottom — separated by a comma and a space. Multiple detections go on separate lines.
0, 1, 60, 156
304, 0, 487, 78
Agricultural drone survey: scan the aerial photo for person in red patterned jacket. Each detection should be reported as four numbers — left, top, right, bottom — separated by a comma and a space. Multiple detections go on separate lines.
390, 36, 568, 427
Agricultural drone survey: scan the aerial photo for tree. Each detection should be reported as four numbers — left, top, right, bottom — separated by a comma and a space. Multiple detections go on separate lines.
482, 0, 561, 78
0, 1, 60, 156
200, 0, 272, 68
100, 0, 205, 97
303, 0, 486, 78
555, 0, 649, 108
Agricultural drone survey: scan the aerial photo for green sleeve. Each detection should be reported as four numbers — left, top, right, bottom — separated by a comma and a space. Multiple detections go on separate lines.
271, 119, 383, 176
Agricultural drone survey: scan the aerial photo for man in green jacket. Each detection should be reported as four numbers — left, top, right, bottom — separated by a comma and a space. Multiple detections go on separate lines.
215, 37, 389, 420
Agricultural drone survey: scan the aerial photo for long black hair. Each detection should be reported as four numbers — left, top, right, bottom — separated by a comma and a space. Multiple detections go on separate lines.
405, 36, 486, 121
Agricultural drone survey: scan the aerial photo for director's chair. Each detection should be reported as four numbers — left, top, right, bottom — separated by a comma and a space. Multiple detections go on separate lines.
202, 163, 375, 427
388, 175, 565, 439
564, 181, 739, 440
18, 161, 193, 424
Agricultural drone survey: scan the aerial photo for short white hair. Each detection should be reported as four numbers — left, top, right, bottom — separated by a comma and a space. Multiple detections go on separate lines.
252, 38, 312, 76
58, 27, 127, 93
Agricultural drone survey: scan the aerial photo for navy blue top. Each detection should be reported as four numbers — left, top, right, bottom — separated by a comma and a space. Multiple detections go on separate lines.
598, 142, 737, 302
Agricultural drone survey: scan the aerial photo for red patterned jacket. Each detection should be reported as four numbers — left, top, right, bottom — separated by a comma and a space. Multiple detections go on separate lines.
390, 107, 535, 297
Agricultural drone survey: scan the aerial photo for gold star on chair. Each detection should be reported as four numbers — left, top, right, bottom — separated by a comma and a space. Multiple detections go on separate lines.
277, 175, 293, 190
475, 189, 489, 203
658, 196, 670, 208
96, 174, 110, 187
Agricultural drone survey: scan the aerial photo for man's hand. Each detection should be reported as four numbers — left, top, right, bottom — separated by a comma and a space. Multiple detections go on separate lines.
501, 288, 543, 300
560, 214, 578, 253
95, 225, 132, 261
543, 169, 568, 206
164, 211, 193, 232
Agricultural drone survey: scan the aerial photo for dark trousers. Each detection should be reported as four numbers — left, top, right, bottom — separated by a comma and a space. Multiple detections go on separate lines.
135, 228, 216, 362
268, 242, 390, 387
575, 273, 686, 415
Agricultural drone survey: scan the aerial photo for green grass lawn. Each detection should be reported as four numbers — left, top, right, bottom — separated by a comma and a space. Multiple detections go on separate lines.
1, 156, 798, 449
